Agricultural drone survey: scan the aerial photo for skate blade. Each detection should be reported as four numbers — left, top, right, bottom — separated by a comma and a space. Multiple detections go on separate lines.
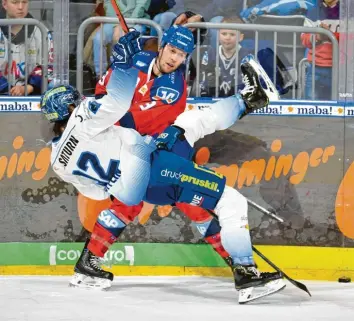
242, 54, 280, 102
69, 273, 112, 290
238, 279, 286, 304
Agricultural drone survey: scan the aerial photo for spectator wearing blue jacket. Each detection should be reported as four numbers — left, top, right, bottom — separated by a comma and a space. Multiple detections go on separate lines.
240, 0, 316, 22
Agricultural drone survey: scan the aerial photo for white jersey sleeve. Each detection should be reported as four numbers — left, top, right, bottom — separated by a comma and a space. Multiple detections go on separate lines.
80, 67, 139, 138
174, 96, 245, 146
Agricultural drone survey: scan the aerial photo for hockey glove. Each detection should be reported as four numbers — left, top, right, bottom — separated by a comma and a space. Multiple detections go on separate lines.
111, 29, 142, 70
0, 75, 8, 92
155, 125, 185, 151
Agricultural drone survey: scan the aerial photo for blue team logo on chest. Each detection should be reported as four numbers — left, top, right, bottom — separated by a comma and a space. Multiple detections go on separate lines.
153, 87, 180, 104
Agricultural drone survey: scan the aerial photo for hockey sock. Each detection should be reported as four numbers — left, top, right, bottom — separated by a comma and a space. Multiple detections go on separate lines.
214, 186, 255, 266
175, 204, 231, 261
88, 209, 127, 257
205, 232, 230, 259
220, 225, 254, 266
193, 217, 230, 259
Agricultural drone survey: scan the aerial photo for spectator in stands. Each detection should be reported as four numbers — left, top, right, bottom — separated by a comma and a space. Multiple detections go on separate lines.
192, 15, 295, 98
301, 0, 339, 100
240, 0, 316, 22
0, 0, 53, 95
93, 0, 151, 76
192, 0, 244, 24
148, 0, 177, 36
197, 16, 250, 97
190, 0, 245, 48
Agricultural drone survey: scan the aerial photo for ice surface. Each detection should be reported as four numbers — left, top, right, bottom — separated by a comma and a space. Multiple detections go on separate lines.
0, 276, 353, 321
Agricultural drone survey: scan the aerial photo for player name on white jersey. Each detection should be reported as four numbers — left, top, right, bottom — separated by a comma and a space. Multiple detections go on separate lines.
58, 135, 79, 167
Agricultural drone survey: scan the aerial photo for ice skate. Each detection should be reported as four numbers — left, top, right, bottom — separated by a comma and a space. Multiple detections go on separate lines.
232, 264, 285, 304
70, 246, 113, 290
240, 54, 279, 118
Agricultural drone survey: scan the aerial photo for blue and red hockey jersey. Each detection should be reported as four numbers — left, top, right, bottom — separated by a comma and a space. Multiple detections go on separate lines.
95, 51, 187, 136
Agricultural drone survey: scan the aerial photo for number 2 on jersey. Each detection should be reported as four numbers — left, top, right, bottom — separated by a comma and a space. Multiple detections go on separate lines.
73, 152, 120, 186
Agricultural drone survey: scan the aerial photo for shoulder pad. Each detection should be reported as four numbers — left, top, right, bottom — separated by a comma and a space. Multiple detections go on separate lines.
157, 68, 185, 88
133, 51, 157, 72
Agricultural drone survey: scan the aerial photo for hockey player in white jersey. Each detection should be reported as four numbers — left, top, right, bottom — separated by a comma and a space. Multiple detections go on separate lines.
41, 59, 284, 303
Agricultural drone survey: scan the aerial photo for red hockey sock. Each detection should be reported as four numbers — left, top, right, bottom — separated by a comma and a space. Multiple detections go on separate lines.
205, 232, 230, 258
88, 222, 118, 258
88, 200, 143, 257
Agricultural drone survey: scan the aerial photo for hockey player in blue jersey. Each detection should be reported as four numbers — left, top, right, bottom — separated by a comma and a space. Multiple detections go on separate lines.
41, 52, 284, 303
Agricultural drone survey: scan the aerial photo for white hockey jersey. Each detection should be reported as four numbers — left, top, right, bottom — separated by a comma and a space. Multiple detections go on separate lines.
51, 68, 156, 205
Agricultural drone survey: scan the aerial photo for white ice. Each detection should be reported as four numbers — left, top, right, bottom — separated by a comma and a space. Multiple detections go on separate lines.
1, 276, 353, 321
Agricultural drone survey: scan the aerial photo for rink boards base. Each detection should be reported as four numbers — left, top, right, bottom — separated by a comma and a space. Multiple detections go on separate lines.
0, 243, 354, 281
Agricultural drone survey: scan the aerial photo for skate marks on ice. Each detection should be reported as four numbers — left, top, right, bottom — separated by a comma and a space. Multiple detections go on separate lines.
1, 276, 354, 321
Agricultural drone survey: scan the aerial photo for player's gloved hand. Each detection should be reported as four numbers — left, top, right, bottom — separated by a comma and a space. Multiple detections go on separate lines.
155, 125, 185, 151
111, 28, 142, 69
0, 75, 9, 91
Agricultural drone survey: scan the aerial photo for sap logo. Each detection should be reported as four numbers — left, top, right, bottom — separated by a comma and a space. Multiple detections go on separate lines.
191, 194, 204, 206
161, 169, 183, 179
156, 87, 179, 103
98, 210, 120, 228
136, 60, 146, 67
158, 133, 168, 139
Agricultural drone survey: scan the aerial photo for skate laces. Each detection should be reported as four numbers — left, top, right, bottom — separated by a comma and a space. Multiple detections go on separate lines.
89, 254, 104, 271
241, 74, 254, 95
260, 271, 278, 277
235, 265, 260, 277
248, 266, 261, 277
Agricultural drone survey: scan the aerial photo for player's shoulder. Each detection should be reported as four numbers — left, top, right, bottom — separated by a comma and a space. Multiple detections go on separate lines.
155, 67, 186, 91
151, 69, 186, 105
133, 51, 158, 72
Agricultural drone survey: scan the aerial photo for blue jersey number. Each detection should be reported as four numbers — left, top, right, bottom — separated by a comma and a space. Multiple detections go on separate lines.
73, 152, 120, 186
